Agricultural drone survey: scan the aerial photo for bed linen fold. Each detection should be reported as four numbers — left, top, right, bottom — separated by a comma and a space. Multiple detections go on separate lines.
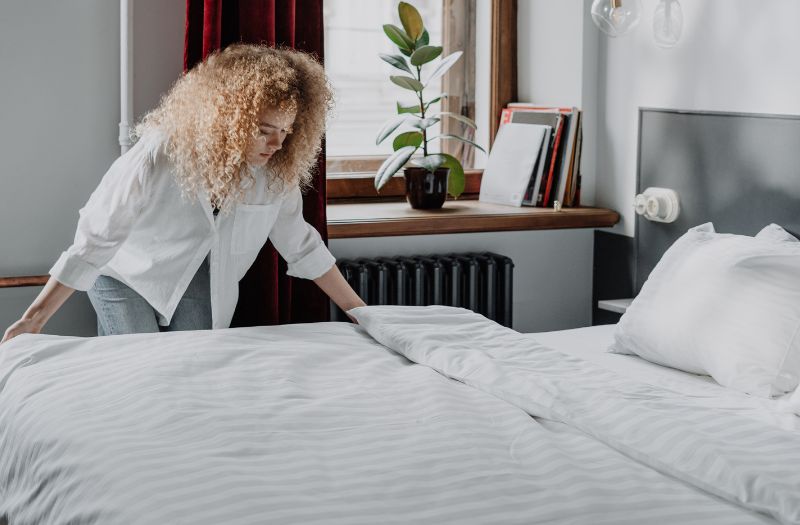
352, 305, 800, 525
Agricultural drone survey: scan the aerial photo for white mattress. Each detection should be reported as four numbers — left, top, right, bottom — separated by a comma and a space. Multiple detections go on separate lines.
2, 307, 798, 524
533, 324, 718, 388
530, 324, 800, 433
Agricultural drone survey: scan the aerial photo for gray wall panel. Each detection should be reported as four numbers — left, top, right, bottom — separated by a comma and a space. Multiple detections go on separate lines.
636, 109, 800, 290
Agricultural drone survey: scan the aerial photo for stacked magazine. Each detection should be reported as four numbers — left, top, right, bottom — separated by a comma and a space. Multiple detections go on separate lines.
480, 104, 582, 208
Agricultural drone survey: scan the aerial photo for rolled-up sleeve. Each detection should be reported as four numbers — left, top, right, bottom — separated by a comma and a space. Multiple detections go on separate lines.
268, 186, 336, 280
49, 140, 154, 291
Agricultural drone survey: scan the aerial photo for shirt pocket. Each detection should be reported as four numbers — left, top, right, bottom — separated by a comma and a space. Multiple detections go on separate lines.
231, 203, 281, 254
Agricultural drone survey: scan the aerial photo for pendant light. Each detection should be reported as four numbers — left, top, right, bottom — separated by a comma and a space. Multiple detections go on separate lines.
590, 0, 642, 38
653, 0, 683, 48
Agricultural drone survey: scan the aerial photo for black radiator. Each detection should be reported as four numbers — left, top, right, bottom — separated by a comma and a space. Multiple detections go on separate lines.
332, 252, 514, 327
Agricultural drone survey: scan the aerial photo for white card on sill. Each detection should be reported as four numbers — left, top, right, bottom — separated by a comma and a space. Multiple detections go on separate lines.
478, 122, 550, 207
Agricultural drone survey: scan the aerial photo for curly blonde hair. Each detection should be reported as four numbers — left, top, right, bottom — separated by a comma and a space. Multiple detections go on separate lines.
136, 44, 332, 209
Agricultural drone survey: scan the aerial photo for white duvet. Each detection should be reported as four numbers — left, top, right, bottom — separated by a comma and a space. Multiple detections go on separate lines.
0, 306, 797, 524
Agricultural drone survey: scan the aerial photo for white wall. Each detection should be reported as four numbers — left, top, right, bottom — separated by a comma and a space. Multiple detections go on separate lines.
0, 0, 184, 336
592, 0, 800, 236
518, 1, 584, 107
0, 0, 600, 337
133, 1, 185, 123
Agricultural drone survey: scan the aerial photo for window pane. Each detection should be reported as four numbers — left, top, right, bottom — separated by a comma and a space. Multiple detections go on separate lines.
323, 0, 443, 158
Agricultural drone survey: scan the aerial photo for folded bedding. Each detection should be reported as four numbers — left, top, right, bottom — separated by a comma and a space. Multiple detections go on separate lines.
352, 306, 800, 524
0, 307, 797, 524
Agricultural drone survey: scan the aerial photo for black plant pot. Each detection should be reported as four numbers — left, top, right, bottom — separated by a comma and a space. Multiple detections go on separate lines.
403, 167, 450, 209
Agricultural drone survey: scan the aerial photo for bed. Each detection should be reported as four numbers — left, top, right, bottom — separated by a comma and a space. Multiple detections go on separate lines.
1, 306, 798, 524
3, 109, 799, 524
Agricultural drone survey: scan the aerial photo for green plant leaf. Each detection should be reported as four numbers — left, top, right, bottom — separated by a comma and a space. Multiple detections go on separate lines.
424, 51, 463, 87
396, 101, 422, 114
375, 146, 417, 190
383, 24, 414, 51
427, 134, 486, 153
393, 131, 424, 151
426, 93, 447, 104
399, 47, 413, 57
390, 75, 425, 92
431, 111, 477, 129
410, 45, 443, 66
376, 115, 410, 145
407, 116, 441, 130
379, 53, 413, 75
417, 29, 430, 45
440, 153, 466, 198
423, 93, 448, 110
398, 2, 424, 41
411, 154, 447, 172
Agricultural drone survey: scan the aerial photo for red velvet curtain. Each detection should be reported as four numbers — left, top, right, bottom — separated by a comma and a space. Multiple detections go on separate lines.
184, 0, 330, 325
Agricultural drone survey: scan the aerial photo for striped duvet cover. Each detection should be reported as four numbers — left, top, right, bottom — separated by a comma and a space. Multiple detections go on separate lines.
0, 306, 797, 524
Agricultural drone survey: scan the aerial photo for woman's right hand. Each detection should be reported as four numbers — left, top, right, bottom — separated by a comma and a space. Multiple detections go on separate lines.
1, 277, 76, 346
1, 318, 43, 344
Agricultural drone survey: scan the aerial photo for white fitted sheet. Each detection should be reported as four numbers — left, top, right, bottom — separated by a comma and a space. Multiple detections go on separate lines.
529, 324, 800, 433
532, 324, 718, 388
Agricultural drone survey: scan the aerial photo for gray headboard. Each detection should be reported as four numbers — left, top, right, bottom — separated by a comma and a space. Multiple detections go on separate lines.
635, 108, 800, 291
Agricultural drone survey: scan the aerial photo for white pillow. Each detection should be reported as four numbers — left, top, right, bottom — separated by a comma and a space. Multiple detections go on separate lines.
609, 223, 800, 398
756, 223, 799, 244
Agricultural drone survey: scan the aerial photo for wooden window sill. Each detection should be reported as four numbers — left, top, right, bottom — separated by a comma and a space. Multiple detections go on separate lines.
327, 200, 620, 239
1, 204, 617, 288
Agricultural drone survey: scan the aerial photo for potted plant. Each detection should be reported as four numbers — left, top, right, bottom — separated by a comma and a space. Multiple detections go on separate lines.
374, 1, 484, 209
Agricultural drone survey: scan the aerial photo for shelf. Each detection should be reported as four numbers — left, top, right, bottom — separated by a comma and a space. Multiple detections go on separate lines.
597, 298, 634, 314
327, 200, 620, 239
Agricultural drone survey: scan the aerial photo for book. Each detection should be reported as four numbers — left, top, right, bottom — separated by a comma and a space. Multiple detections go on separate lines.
507, 102, 573, 112
555, 107, 581, 206
501, 108, 565, 207
505, 103, 584, 208
522, 126, 552, 205
569, 124, 584, 207
479, 123, 551, 207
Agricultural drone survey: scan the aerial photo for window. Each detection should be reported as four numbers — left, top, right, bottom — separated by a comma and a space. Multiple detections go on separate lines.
323, 0, 477, 177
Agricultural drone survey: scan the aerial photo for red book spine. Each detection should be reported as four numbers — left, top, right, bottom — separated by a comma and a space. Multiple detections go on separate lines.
541, 116, 564, 207
499, 108, 514, 127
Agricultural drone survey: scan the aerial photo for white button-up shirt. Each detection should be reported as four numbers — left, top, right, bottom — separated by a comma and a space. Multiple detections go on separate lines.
49, 131, 336, 329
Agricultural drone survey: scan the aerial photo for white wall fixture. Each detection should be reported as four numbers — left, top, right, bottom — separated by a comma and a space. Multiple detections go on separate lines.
592, 0, 683, 48
634, 187, 680, 223
120, 0, 134, 154
653, 0, 683, 49
590, 0, 642, 38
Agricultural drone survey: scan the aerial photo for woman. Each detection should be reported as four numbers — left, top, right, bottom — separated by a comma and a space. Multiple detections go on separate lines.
2, 44, 365, 342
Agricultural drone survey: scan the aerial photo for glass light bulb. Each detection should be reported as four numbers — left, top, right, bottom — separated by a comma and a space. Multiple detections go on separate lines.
591, 0, 642, 38
610, 8, 624, 25
653, 0, 683, 48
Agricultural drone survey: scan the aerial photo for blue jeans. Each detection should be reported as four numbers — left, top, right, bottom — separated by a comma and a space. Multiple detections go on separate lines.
88, 257, 212, 336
